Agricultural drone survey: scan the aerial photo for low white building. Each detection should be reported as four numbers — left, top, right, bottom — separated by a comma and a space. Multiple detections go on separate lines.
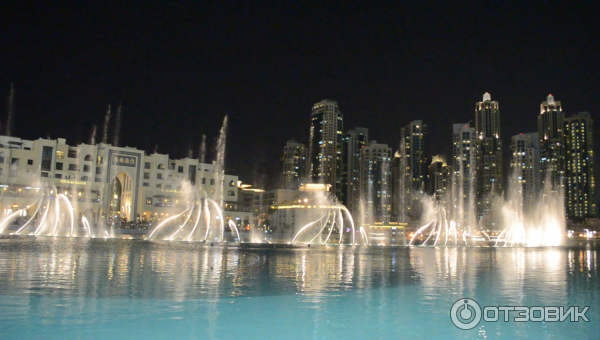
0, 135, 249, 227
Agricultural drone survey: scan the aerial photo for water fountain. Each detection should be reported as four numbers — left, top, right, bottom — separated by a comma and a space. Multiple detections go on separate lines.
5, 83, 14, 137
0, 183, 92, 237
409, 170, 565, 247
113, 104, 122, 147
102, 104, 111, 144
146, 180, 241, 242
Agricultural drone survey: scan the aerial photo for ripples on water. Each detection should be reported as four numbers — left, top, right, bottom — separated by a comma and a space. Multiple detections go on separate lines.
0, 238, 598, 339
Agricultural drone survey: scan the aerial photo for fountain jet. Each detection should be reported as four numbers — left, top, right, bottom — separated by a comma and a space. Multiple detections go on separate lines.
102, 104, 111, 144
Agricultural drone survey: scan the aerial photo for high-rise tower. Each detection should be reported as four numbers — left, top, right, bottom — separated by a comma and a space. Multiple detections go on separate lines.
398, 120, 427, 221
538, 94, 565, 192
308, 99, 344, 201
344, 127, 368, 214
475, 92, 502, 222
509, 133, 541, 212
428, 154, 450, 204
452, 122, 477, 230
564, 112, 596, 219
452, 123, 477, 203
359, 141, 392, 223
281, 139, 306, 190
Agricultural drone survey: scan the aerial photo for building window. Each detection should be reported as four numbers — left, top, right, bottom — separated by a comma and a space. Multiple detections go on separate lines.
158, 164, 165, 170
56, 151, 64, 159
144, 172, 150, 179
11, 158, 19, 166
84, 154, 92, 161
81, 176, 88, 181
0, 153, 4, 163
178, 166, 183, 173
68, 164, 77, 171
41, 160, 51, 171
202, 178, 206, 184
143, 182, 149, 187
56, 162, 63, 170
96, 167, 102, 174
210, 179, 215, 185
41, 172, 49, 177
68, 150, 77, 158
145, 162, 151, 169
95, 177, 101, 182
228, 190, 235, 196
83, 165, 90, 172
55, 174, 62, 179
229, 180, 235, 187
97, 156, 103, 164
156, 183, 161, 188
157, 173, 163, 180
169, 163, 175, 170
146, 197, 152, 205
42, 146, 53, 159
27, 159, 33, 165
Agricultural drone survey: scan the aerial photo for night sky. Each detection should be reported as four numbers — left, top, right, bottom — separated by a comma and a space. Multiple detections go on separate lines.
1, 2, 599, 187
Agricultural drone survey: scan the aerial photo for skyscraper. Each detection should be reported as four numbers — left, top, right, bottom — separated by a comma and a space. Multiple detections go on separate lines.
538, 94, 565, 191
452, 122, 477, 209
564, 112, 596, 219
281, 139, 306, 190
398, 120, 427, 221
509, 133, 541, 211
427, 154, 450, 204
308, 99, 344, 201
475, 93, 502, 221
344, 127, 368, 214
359, 141, 392, 223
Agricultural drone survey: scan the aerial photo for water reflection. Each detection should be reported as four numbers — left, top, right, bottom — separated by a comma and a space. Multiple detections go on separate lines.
0, 238, 598, 339
0, 239, 597, 302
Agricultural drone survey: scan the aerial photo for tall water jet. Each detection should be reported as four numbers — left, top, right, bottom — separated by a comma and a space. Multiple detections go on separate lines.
199, 135, 207, 163
102, 104, 111, 144
215, 116, 228, 209
113, 104, 122, 146
5, 83, 15, 136
90, 125, 97, 145
396, 142, 408, 223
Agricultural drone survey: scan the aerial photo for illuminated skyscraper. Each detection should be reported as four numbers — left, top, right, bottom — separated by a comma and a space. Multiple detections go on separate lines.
360, 141, 392, 223
564, 112, 596, 219
281, 139, 306, 190
344, 127, 368, 214
475, 92, 502, 222
427, 154, 450, 204
308, 99, 344, 201
538, 94, 565, 191
509, 133, 541, 211
452, 122, 477, 208
398, 120, 427, 220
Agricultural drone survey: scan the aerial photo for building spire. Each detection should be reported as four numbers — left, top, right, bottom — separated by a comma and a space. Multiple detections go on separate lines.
547, 94, 555, 105
483, 92, 491, 101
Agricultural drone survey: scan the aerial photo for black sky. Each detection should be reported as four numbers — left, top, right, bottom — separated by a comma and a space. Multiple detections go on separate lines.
1, 1, 599, 186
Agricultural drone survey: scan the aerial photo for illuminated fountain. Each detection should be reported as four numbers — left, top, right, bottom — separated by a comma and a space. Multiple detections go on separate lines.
409, 170, 566, 247
146, 180, 241, 242
288, 187, 366, 246
0, 184, 93, 238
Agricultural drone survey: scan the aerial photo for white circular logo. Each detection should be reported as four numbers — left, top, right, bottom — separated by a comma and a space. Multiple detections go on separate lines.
450, 298, 482, 330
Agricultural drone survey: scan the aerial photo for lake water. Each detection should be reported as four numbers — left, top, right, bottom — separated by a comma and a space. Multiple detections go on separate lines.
0, 237, 598, 339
